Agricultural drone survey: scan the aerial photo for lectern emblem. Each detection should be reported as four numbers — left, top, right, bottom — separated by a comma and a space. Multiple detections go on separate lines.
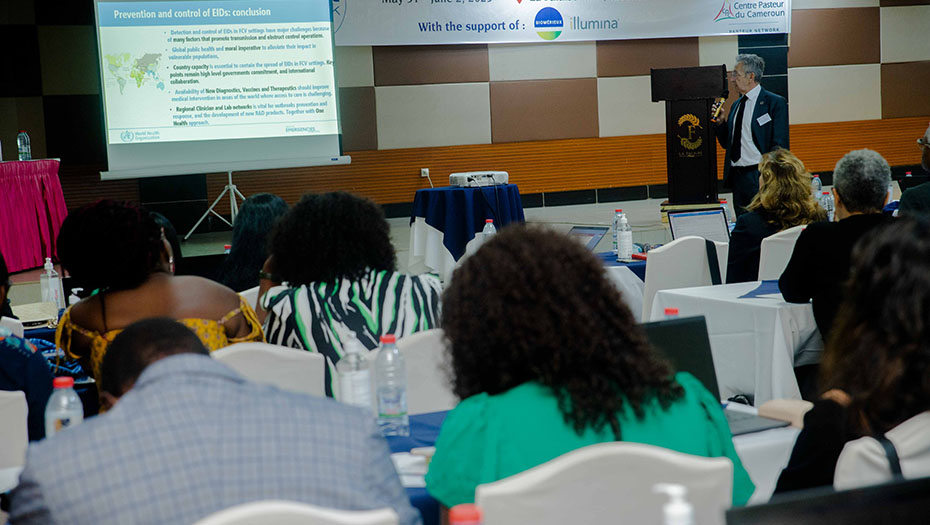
676, 114, 703, 151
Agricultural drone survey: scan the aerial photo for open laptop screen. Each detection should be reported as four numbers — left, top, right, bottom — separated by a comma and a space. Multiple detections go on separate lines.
667, 209, 730, 244
567, 226, 609, 251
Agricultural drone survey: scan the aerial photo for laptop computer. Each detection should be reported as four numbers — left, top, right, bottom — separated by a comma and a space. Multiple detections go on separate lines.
727, 475, 930, 524
641, 315, 789, 436
667, 209, 731, 243
896, 175, 930, 193
567, 226, 609, 251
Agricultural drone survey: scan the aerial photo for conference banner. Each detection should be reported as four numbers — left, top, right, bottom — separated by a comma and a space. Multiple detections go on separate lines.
332, 0, 791, 46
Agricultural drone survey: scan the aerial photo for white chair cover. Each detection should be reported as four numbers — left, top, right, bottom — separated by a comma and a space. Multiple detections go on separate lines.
642, 236, 729, 321
238, 286, 260, 313
757, 225, 806, 281
0, 316, 24, 338
193, 500, 399, 525
214, 343, 326, 398
476, 441, 733, 525
0, 390, 28, 469
834, 411, 930, 491
365, 329, 457, 415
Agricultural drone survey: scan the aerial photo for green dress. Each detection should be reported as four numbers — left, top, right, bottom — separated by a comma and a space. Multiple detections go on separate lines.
425, 372, 755, 507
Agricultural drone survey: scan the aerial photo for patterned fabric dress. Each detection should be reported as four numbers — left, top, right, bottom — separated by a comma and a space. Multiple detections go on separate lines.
263, 269, 442, 396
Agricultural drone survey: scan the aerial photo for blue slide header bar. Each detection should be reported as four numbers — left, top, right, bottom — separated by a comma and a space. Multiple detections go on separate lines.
98, 0, 331, 26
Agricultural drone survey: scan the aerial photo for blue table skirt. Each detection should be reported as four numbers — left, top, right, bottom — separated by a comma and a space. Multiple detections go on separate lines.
24, 325, 56, 343
411, 185, 525, 261
387, 411, 448, 525
596, 252, 647, 281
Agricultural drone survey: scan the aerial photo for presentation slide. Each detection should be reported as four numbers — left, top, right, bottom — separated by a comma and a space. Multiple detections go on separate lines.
96, 0, 338, 146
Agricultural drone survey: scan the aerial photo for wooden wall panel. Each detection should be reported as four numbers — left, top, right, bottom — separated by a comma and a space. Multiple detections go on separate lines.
58, 117, 929, 212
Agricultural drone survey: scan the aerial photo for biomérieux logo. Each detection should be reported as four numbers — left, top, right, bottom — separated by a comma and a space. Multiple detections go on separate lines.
714, 1, 737, 22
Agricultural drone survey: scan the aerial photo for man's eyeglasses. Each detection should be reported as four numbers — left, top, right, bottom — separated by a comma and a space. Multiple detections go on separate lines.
919, 138, 930, 149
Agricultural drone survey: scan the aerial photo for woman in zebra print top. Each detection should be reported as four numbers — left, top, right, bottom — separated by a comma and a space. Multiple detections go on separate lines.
256, 192, 442, 396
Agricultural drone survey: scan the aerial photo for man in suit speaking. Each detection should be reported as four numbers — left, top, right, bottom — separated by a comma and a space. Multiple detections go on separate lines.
715, 54, 789, 217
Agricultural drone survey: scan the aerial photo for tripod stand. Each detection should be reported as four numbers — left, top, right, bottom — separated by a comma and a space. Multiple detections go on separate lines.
184, 170, 245, 241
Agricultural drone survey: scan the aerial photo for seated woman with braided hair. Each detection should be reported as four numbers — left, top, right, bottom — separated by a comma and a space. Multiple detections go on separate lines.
55, 200, 264, 380
425, 226, 754, 510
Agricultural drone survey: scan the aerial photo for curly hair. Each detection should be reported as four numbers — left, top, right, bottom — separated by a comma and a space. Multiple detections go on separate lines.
57, 200, 164, 292
220, 193, 288, 291
747, 148, 826, 230
822, 217, 930, 435
442, 226, 683, 439
269, 192, 396, 285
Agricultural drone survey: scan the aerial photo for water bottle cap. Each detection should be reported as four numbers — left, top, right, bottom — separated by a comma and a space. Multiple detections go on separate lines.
380, 334, 396, 344
44, 257, 54, 271
813, 174, 820, 178
906, 172, 913, 176
485, 219, 493, 223
719, 199, 727, 203
822, 191, 830, 195
53, 377, 74, 389
664, 307, 679, 315
449, 504, 483, 522
223, 244, 231, 250
615, 209, 623, 213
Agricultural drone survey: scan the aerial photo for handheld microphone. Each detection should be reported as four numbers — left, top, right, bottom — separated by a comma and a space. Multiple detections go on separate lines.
711, 89, 729, 123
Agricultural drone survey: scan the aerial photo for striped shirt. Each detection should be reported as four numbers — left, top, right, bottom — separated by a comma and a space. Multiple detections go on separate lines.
263, 269, 442, 396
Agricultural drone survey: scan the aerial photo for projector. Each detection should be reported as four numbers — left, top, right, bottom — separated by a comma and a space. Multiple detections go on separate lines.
449, 171, 509, 187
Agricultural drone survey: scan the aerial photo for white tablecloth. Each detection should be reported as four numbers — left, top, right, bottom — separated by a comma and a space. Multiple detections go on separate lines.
651, 282, 822, 404
734, 426, 800, 504
0, 466, 22, 494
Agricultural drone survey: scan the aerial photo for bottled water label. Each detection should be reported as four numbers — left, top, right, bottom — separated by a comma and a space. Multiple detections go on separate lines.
618, 232, 634, 262
338, 370, 371, 409
377, 386, 409, 436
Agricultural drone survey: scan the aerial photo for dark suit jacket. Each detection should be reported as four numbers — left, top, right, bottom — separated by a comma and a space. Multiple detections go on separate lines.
714, 87, 789, 187
898, 181, 930, 216
726, 211, 780, 284
778, 214, 893, 339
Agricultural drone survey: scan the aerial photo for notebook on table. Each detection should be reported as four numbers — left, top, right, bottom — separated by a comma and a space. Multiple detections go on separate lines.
641, 315, 789, 436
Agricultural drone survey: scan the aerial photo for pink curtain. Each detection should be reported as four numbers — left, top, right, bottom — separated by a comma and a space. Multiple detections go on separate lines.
0, 159, 68, 273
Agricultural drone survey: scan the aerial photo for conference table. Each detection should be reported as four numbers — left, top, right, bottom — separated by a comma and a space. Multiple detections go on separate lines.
596, 252, 647, 322
407, 185, 524, 282
388, 411, 800, 525
0, 159, 68, 272
650, 281, 822, 405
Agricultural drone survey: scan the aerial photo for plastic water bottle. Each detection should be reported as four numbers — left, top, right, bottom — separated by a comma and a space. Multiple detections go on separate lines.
17, 131, 31, 161
612, 209, 624, 252
68, 287, 84, 306
337, 333, 372, 410
719, 199, 733, 224
887, 182, 894, 205
820, 191, 835, 222
45, 377, 83, 437
654, 484, 694, 525
617, 214, 633, 262
40, 258, 64, 310
664, 307, 680, 319
811, 174, 822, 198
375, 334, 409, 437
482, 219, 496, 237
449, 504, 483, 525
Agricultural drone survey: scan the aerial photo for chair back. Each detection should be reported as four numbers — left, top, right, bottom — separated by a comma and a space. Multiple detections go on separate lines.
757, 225, 806, 281
642, 236, 729, 321
476, 442, 733, 525
193, 500, 399, 525
0, 316, 24, 338
834, 412, 930, 491
214, 343, 326, 397
239, 286, 260, 312
0, 390, 28, 469
364, 329, 456, 415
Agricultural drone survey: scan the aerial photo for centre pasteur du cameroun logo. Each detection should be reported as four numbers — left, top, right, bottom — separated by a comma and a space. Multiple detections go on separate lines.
535, 7, 563, 40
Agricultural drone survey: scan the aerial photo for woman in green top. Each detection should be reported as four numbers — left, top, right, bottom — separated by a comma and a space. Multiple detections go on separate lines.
425, 227, 754, 508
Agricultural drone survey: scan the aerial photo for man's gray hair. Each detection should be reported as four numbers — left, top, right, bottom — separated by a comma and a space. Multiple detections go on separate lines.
833, 149, 891, 213
736, 54, 765, 81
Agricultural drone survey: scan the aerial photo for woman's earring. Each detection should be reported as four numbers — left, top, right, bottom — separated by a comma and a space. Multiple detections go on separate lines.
169, 256, 175, 274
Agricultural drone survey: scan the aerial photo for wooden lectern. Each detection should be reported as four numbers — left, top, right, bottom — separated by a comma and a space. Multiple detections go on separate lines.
650, 65, 728, 205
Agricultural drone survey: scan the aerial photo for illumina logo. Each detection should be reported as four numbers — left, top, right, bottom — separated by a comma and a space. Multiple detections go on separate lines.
535, 7, 563, 40
714, 1, 737, 22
